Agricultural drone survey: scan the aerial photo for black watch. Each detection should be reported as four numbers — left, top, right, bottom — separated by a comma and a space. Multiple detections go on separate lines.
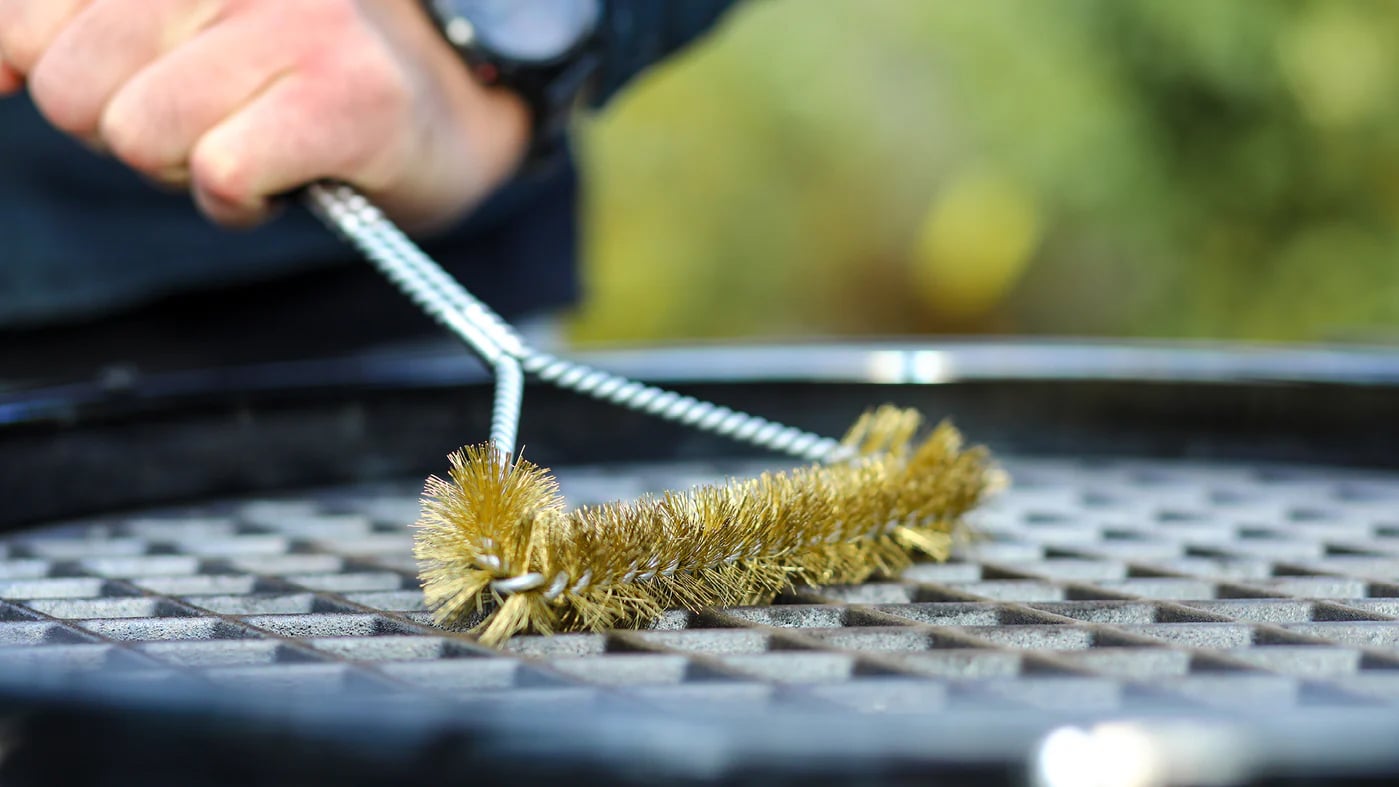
423, 0, 605, 171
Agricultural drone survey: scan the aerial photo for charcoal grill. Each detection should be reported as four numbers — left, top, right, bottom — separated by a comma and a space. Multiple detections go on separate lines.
2, 340, 1398, 786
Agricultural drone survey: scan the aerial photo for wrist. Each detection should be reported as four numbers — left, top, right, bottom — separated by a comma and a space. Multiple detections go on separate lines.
439, 57, 532, 193
405, 0, 531, 188
419, 0, 604, 173
368, 0, 530, 230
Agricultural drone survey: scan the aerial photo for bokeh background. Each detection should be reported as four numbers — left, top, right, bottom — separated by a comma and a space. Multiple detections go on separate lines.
569, 0, 1399, 345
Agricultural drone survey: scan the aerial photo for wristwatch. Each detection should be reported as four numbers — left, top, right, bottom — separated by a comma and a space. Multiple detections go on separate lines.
422, 0, 605, 171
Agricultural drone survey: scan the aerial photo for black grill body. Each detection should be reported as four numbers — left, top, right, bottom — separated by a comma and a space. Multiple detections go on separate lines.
2, 341, 1398, 786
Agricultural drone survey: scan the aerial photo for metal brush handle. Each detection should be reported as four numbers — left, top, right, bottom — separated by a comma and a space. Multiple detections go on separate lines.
305, 182, 849, 464
305, 183, 524, 457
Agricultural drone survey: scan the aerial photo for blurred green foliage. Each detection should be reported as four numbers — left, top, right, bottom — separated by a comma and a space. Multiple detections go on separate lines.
571, 0, 1399, 343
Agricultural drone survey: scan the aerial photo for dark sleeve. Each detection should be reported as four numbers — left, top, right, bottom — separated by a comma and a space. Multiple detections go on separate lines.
593, 0, 744, 104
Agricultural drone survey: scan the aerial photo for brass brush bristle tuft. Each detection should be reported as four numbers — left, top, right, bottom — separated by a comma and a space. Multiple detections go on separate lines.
305, 185, 1003, 646
414, 406, 1003, 645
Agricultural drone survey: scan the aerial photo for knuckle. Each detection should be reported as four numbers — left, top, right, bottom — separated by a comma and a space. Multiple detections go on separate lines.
27, 70, 89, 134
32, 93, 106, 144
0, 1, 58, 73
193, 184, 260, 228
101, 83, 191, 173
0, 34, 37, 76
99, 103, 161, 172
190, 144, 253, 206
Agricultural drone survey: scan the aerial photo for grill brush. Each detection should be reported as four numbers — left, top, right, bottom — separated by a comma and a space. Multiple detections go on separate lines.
306, 184, 1002, 644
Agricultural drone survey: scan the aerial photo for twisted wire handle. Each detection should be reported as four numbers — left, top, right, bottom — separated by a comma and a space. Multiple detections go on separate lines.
305, 183, 850, 465
305, 183, 522, 457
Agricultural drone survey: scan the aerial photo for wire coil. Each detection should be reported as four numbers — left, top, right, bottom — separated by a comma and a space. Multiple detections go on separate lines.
305, 182, 849, 464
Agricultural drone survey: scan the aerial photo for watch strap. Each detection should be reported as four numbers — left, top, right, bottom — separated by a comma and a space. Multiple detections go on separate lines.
422, 0, 605, 174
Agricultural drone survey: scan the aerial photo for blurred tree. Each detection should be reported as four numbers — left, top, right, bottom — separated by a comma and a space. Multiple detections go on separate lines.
571, 0, 1399, 344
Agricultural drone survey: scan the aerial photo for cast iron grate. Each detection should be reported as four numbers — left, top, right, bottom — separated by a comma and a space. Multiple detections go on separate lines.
3, 456, 1399, 714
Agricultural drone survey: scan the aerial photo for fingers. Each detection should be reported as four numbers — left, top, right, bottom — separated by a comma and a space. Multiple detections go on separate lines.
27, 0, 224, 139
99, 14, 294, 179
189, 61, 407, 227
187, 36, 415, 227
187, 73, 296, 227
0, 0, 89, 73
2, 0, 499, 230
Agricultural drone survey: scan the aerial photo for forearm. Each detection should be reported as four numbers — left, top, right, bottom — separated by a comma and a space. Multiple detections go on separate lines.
0, 0, 742, 232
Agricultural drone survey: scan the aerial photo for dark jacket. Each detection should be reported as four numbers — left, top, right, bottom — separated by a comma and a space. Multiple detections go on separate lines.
0, 1, 737, 370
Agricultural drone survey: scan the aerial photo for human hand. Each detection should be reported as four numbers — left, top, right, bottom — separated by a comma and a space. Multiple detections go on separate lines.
0, 0, 530, 230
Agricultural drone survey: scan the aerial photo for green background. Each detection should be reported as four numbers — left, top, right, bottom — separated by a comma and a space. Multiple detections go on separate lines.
570, 0, 1399, 345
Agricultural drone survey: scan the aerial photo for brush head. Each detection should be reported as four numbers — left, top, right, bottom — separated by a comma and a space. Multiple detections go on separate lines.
414, 406, 1004, 645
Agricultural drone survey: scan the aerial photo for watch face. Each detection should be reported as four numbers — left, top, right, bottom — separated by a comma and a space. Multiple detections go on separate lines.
440, 0, 601, 65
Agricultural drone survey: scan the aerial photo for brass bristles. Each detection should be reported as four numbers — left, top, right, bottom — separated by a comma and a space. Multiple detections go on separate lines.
414, 406, 1003, 645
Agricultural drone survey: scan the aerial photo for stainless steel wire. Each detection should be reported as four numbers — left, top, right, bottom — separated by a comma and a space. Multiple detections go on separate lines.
304, 183, 849, 463
304, 183, 521, 457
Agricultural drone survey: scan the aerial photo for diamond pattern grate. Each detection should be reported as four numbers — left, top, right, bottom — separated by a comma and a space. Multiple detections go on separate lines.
3, 456, 1399, 714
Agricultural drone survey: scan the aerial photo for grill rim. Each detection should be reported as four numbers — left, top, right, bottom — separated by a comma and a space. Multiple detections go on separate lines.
5, 338, 1399, 424
3, 339, 1398, 531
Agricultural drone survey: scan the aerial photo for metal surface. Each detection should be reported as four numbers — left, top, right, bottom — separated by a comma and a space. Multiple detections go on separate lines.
555, 340, 1399, 387
4, 454, 1399, 715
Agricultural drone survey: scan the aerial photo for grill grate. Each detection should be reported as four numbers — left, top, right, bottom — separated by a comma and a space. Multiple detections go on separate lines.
3, 456, 1399, 714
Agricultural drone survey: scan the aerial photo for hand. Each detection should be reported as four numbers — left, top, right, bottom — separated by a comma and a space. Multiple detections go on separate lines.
0, 0, 530, 230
